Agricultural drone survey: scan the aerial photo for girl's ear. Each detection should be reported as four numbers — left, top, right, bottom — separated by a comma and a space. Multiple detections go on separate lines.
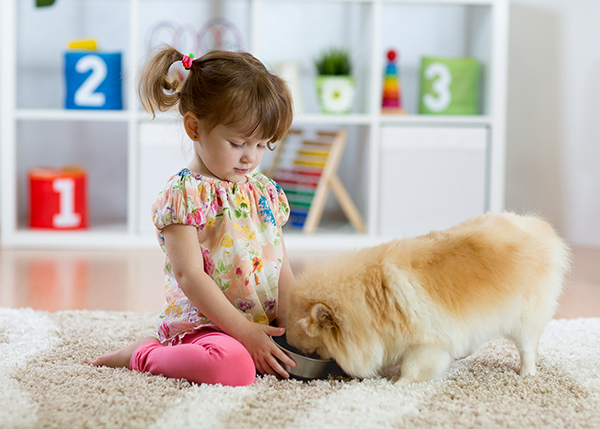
183, 112, 201, 141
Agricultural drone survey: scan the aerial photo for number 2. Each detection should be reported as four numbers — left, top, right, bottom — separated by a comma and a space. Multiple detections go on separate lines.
74, 55, 107, 107
423, 62, 452, 112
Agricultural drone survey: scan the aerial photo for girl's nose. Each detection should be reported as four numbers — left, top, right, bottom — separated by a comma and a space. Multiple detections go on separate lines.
241, 148, 256, 164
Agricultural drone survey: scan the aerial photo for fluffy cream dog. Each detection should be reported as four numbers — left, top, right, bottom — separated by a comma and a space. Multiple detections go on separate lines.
285, 213, 571, 385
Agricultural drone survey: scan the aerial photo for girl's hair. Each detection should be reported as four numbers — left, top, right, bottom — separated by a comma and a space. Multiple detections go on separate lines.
138, 45, 293, 149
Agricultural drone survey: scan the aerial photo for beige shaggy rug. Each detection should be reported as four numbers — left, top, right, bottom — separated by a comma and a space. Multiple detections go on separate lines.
1, 308, 599, 429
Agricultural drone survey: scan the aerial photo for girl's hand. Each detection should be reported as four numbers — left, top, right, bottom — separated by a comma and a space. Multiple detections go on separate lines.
162, 225, 296, 378
239, 323, 296, 379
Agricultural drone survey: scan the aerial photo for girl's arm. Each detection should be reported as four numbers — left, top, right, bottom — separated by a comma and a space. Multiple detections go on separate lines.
162, 224, 295, 378
274, 232, 294, 328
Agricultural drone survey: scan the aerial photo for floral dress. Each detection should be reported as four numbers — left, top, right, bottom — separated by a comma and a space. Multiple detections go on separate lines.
151, 168, 290, 344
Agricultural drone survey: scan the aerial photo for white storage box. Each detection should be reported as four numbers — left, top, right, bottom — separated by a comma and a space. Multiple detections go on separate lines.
380, 126, 488, 237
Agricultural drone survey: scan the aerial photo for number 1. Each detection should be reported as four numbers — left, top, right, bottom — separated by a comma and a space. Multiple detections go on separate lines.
52, 178, 82, 228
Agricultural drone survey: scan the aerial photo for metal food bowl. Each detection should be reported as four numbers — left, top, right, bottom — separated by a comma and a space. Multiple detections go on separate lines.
272, 334, 333, 380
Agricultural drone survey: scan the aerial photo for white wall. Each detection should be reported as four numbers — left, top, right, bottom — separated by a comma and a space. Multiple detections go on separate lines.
506, 0, 600, 247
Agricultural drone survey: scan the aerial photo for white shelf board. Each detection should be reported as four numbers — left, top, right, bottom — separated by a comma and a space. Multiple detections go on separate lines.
293, 114, 492, 127
5, 227, 157, 249
293, 114, 374, 126
2, 227, 401, 252
15, 109, 130, 122
1, 221, 158, 249
5, 222, 391, 252
262, 0, 376, 3
379, 114, 492, 127
143, 112, 375, 126
12, 110, 492, 128
381, 0, 496, 4
265, 0, 497, 4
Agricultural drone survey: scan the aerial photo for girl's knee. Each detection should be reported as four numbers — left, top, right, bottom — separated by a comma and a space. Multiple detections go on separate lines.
214, 341, 256, 386
231, 365, 257, 387
191, 356, 255, 387
236, 351, 257, 386
189, 335, 256, 386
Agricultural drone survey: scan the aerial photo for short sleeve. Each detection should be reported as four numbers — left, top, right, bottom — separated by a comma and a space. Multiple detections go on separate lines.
262, 176, 290, 228
151, 169, 207, 231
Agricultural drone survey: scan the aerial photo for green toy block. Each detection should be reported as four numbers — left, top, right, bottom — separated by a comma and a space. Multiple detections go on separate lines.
36, 0, 56, 6
419, 57, 480, 115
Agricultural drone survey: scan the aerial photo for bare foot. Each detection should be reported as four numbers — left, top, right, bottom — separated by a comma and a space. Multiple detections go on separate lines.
89, 336, 158, 368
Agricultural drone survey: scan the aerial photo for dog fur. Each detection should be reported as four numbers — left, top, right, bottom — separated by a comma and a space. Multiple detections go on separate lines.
285, 213, 571, 385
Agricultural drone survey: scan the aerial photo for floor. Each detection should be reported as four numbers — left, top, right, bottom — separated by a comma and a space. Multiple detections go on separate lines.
0, 246, 599, 319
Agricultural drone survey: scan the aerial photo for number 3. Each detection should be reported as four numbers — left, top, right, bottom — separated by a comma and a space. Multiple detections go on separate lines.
424, 62, 452, 112
74, 55, 107, 107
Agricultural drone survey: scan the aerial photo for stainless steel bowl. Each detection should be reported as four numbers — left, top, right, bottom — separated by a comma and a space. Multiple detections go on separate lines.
272, 335, 333, 379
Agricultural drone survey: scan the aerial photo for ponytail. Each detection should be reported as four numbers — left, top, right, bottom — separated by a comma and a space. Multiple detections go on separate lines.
138, 46, 293, 146
137, 45, 185, 118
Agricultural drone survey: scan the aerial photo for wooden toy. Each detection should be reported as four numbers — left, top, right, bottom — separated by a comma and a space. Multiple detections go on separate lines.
267, 128, 365, 234
381, 49, 407, 114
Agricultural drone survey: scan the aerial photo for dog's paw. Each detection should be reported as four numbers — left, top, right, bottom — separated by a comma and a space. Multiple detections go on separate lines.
394, 376, 416, 387
519, 364, 537, 377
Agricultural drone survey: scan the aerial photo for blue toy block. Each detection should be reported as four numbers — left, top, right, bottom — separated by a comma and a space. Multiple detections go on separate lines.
65, 52, 123, 110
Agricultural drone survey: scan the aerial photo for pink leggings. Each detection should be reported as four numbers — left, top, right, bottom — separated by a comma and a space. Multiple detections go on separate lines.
130, 329, 256, 387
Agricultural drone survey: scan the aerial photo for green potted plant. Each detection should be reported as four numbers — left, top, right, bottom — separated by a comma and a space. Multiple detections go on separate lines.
314, 47, 355, 114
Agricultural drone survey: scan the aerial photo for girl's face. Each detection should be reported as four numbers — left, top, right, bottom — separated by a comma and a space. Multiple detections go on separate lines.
192, 123, 269, 183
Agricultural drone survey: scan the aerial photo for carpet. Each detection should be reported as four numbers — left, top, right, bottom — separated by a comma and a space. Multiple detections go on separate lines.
1, 308, 599, 429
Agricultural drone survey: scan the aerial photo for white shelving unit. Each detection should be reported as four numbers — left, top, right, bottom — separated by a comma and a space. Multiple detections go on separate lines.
0, 0, 509, 251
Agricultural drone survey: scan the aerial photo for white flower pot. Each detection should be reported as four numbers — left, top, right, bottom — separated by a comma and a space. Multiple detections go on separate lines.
316, 75, 355, 114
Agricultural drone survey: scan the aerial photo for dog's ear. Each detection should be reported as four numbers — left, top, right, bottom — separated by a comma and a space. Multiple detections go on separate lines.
299, 303, 337, 337
313, 303, 336, 328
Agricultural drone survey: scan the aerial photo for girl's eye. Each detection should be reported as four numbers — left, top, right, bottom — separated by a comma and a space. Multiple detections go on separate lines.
229, 142, 244, 149
258, 144, 267, 150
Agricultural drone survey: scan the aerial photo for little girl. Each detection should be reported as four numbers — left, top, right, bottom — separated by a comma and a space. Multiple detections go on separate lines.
90, 46, 296, 386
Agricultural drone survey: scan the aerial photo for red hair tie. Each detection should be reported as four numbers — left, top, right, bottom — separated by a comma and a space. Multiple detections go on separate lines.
182, 53, 195, 70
